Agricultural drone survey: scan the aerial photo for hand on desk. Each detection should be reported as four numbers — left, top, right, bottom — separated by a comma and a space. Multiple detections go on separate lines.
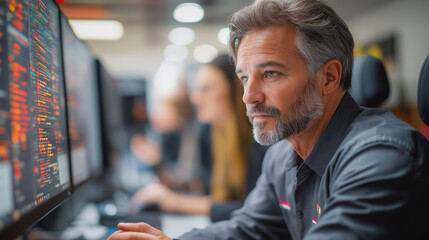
130, 134, 161, 165
107, 222, 172, 240
129, 183, 212, 216
130, 183, 175, 213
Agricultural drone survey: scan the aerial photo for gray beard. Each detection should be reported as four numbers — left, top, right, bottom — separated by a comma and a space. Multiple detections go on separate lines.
247, 80, 324, 146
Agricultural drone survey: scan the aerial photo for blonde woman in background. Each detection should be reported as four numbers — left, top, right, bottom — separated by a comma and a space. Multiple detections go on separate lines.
130, 54, 267, 221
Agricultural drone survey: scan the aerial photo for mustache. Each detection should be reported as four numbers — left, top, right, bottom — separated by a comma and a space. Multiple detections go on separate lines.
246, 105, 281, 119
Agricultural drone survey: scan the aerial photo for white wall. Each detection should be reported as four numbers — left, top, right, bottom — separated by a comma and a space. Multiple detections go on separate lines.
347, 0, 429, 106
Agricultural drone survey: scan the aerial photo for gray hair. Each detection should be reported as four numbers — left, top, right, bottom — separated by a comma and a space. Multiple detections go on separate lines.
228, 0, 354, 90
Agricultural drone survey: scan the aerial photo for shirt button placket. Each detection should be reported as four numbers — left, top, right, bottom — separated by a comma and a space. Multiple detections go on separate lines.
297, 210, 304, 219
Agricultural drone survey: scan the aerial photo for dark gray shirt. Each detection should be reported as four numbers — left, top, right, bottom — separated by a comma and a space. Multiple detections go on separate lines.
179, 93, 429, 240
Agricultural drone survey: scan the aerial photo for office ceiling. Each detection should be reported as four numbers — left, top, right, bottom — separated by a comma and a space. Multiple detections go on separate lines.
57, 0, 397, 78
59, 0, 396, 27
58, 0, 397, 47
59, 0, 251, 26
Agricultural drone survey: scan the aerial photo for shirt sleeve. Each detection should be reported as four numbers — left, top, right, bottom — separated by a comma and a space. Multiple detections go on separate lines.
210, 201, 243, 222
304, 141, 429, 240
178, 147, 292, 240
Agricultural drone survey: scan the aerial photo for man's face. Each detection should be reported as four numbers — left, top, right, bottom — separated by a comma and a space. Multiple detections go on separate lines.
235, 25, 324, 145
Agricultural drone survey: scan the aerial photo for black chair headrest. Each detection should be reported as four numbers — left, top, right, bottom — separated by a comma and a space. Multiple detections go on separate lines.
349, 56, 390, 108
418, 54, 429, 125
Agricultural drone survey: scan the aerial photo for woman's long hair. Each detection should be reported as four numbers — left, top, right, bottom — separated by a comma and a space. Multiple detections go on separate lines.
209, 54, 253, 202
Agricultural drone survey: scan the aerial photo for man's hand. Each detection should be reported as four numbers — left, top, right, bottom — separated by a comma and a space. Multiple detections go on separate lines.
107, 222, 173, 240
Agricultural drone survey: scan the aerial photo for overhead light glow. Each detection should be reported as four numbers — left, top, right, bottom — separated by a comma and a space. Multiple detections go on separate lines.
153, 60, 186, 98
168, 27, 195, 45
193, 45, 218, 63
173, 3, 204, 23
164, 44, 189, 62
69, 20, 124, 40
217, 27, 230, 45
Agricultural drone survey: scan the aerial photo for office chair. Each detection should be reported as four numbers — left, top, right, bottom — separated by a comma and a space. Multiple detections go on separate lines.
418, 54, 429, 139
349, 55, 390, 108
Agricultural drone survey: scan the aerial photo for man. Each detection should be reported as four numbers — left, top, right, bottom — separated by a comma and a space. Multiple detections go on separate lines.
108, 0, 429, 239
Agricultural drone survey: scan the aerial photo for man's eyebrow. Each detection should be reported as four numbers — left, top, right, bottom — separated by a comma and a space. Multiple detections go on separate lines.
236, 61, 288, 74
256, 61, 288, 70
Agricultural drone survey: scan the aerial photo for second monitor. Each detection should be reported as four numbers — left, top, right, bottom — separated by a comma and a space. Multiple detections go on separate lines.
61, 14, 103, 188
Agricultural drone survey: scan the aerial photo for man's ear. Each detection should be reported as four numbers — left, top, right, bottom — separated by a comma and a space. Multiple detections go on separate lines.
320, 59, 342, 96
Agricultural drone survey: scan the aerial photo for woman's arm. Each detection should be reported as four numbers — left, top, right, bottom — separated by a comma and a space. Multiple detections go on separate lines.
130, 183, 212, 216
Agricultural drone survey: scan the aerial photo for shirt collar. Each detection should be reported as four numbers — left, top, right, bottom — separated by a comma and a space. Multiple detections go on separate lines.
304, 92, 362, 176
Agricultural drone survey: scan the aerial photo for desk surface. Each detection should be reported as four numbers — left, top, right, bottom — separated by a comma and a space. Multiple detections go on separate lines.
161, 213, 211, 238
58, 203, 211, 239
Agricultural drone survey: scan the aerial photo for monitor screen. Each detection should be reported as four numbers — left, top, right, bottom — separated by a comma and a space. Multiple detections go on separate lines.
0, 0, 71, 238
61, 15, 102, 187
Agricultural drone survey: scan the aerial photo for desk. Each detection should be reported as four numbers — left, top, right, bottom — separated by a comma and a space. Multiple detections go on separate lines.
57, 204, 211, 239
161, 214, 211, 238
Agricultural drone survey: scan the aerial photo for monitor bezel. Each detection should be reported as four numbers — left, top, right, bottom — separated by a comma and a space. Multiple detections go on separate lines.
95, 59, 110, 171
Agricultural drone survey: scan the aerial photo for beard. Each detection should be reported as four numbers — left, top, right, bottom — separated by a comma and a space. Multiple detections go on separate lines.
246, 79, 324, 146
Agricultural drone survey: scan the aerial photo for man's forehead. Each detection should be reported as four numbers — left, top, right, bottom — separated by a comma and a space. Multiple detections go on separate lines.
235, 25, 298, 72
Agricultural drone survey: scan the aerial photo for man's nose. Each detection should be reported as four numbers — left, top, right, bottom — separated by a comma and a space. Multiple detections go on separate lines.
242, 78, 264, 105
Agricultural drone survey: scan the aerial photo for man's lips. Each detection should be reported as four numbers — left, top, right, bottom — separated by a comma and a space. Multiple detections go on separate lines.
251, 114, 275, 119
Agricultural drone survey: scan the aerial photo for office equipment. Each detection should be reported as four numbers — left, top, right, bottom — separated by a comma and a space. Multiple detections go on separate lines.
0, 0, 71, 238
95, 59, 127, 171
36, 11, 112, 233
119, 79, 148, 127
35, 13, 107, 233
61, 14, 103, 188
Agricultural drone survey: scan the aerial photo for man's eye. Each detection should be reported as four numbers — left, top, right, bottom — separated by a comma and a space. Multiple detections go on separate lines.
240, 76, 248, 83
265, 71, 279, 78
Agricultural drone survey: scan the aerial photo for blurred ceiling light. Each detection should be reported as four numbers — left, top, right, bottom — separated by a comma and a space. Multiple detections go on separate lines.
193, 45, 218, 63
173, 3, 204, 23
69, 20, 123, 40
153, 60, 186, 99
168, 27, 195, 45
164, 44, 189, 62
217, 27, 230, 45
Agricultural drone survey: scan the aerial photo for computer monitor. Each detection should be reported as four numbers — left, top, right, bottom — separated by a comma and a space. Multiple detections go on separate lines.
34, 12, 106, 233
61, 14, 103, 188
0, 0, 71, 238
95, 60, 127, 170
119, 80, 148, 127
